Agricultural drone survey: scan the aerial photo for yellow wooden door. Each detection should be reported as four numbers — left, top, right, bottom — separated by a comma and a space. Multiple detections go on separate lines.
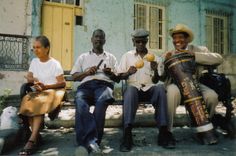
42, 2, 74, 71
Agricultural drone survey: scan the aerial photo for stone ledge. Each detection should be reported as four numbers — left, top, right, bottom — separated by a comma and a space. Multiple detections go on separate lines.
45, 113, 189, 129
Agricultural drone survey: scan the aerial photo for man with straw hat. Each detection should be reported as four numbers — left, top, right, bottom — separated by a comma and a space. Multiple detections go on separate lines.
163, 24, 223, 144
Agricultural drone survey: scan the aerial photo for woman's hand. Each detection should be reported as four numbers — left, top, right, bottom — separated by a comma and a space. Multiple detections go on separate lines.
33, 82, 46, 91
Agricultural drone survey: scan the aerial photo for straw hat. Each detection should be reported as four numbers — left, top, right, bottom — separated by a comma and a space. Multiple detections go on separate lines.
169, 24, 194, 43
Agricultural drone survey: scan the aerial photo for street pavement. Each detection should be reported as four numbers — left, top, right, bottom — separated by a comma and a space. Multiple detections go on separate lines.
5, 125, 236, 156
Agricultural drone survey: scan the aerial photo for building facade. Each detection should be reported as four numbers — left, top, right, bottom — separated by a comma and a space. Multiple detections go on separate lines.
0, 0, 236, 95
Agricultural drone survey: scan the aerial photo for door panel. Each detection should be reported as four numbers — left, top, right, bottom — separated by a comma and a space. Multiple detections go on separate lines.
42, 3, 74, 71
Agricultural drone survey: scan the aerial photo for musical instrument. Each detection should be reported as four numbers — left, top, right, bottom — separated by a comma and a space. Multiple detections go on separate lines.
164, 52, 217, 144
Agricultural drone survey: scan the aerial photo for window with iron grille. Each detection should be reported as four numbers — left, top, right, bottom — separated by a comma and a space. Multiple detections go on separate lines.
205, 10, 231, 54
134, 1, 165, 51
0, 34, 30, 70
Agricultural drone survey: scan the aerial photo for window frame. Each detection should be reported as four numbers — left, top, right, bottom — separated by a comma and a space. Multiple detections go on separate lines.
205, 11, 230, 54
134, 2, 166, 52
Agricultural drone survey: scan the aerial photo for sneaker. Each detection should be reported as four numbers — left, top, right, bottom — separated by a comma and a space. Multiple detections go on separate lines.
158, 131, 176, 149
88, 139, 101, 153
75, 146, 88, 156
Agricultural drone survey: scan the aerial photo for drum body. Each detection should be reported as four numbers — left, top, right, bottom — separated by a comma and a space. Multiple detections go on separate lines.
165, 52, 213, 133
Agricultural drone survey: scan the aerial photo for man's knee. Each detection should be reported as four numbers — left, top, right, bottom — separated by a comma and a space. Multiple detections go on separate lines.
167, 84, 180, 97
97, 87, 114, 103
153, 84, 166, 94
203, 89, 218, 109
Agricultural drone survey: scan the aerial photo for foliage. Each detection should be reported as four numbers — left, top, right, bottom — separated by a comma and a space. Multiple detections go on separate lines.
0, 89, 12, 114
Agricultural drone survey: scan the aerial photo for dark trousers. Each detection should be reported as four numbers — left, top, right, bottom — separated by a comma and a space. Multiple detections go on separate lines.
75, 80, 114, 148
123, 84, 168, 128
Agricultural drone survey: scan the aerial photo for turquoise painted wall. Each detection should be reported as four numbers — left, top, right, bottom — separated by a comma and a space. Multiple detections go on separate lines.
166, 0, 201, 50
31, 0, 43, 37
74, 0, 134, 61
33, 0, 235, 61
165, 0, 236, 53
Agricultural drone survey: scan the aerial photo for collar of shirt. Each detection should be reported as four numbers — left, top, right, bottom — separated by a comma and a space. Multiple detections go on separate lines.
89, 50, 107, 56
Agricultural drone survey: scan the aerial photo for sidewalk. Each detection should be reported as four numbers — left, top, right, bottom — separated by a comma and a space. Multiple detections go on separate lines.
5, 125, 236, 156
4, 101, 236, 155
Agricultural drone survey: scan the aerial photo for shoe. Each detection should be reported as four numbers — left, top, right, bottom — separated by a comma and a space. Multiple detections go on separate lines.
158, 130, 176, 149
19, 140, 37, 155
120, 126, 133, 152
88, 139, 101, 153
75, 146, 88, 156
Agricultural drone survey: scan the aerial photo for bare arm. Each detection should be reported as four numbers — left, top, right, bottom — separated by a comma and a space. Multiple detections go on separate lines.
72, 66, 97, 81
44, 74, 66, 89
34, 74, 66, 91
24, 72, 38, 83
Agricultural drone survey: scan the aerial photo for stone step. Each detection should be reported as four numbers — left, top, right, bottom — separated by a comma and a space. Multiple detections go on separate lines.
45, 105, 190, 129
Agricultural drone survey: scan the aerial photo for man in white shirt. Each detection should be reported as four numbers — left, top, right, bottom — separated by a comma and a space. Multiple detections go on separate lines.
117, 29, 175, 152
71, 29, 119, 155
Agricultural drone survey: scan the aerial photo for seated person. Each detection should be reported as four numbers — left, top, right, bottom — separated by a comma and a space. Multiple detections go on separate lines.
19, 35, 66, 155
71, 29, 119, 155
117, 29, 175, 152
163, 24, 223, 144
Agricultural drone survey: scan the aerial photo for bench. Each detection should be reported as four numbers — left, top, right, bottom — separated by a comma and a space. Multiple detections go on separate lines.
62, 70, 151, 106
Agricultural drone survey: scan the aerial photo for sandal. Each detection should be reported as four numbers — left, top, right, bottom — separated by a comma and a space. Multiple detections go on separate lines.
19, 140, 37, 155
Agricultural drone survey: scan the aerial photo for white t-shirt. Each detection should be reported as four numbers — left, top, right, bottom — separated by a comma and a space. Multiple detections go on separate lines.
117, 50, 161, 91
29, 58, 63, 85
70, 51, 117, 84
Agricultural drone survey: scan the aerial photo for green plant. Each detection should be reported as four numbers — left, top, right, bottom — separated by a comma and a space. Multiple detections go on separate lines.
0, 89, 12, 113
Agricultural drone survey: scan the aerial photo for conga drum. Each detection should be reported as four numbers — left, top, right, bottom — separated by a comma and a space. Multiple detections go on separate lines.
164, 52, 217, 144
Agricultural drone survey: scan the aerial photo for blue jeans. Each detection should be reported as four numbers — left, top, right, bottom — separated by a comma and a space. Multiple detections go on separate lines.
123, 84, 168, 128
75, 80, 114, 148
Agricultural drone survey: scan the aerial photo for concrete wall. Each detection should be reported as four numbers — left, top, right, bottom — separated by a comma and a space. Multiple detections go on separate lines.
0, 0, 32, 95
0, 0, 32, 35
165, 0, 236, 53
74, 0, 134, 62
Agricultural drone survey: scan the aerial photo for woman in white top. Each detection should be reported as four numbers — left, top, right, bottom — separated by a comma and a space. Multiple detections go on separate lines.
19, 36, 66, 155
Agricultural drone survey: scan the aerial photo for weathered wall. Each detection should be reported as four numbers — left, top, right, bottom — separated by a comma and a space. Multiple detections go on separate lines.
74, 0, 134, 62
0, 0, 32, 35
0, 71, 27, 95
0, 0, 32, 95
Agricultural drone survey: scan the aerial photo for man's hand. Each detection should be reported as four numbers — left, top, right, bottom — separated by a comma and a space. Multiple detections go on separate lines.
103, 64, 113, 76
103, 67, 112, 75
150, 61, 158, 71
86, 66, 97, 75
127, 66, 137, 75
